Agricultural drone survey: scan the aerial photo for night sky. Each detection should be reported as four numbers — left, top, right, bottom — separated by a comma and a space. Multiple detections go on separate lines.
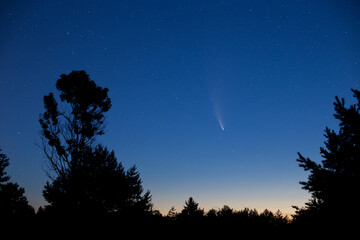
1, 0, 359, 215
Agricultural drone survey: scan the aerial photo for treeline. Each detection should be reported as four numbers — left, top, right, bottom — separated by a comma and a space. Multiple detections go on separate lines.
1, 71, 359, 236
157, 197, 289, 226
0, 145, 290, 230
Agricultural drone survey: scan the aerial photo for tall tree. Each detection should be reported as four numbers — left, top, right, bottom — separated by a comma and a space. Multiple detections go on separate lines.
0, 148, 34, 216
40, 71, 151, 215
293, 89, 360, 223
180, 197, 204, 218
39, 70, 111, 179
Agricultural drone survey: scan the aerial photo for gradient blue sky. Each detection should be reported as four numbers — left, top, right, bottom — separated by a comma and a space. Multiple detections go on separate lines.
0, 0, 359, 215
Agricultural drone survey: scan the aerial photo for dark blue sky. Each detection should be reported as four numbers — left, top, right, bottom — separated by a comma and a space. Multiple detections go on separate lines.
0, 0, 359, 214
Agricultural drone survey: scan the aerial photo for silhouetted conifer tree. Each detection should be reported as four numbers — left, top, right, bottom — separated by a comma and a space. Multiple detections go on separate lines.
0, 149, 10, 184
180, 197, 204, 218
0, 148, 34, 216
43, 145, 152, 215
293, 89, 360, 225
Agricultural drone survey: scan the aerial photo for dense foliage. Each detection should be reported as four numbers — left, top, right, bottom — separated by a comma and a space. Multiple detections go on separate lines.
39, 71, 151, 215
293, 89, 360, 226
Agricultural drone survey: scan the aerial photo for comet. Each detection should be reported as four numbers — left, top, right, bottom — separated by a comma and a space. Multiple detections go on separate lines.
218, 120, 225, 131
208, 82, 225, 132
213, 101, 225, 131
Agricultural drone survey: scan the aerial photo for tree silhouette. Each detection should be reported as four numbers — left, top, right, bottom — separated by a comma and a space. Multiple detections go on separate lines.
166, 206, 177, 219
217, 205, 233, 218
206, 208, 218, 218
39, 70, 111, 179
180, 197, 204, 218
293, 89, 360, 225
43, 145, 152, 215
0, 149, 10, 184
0, 148, 34, 216
39, 71, 151, 215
